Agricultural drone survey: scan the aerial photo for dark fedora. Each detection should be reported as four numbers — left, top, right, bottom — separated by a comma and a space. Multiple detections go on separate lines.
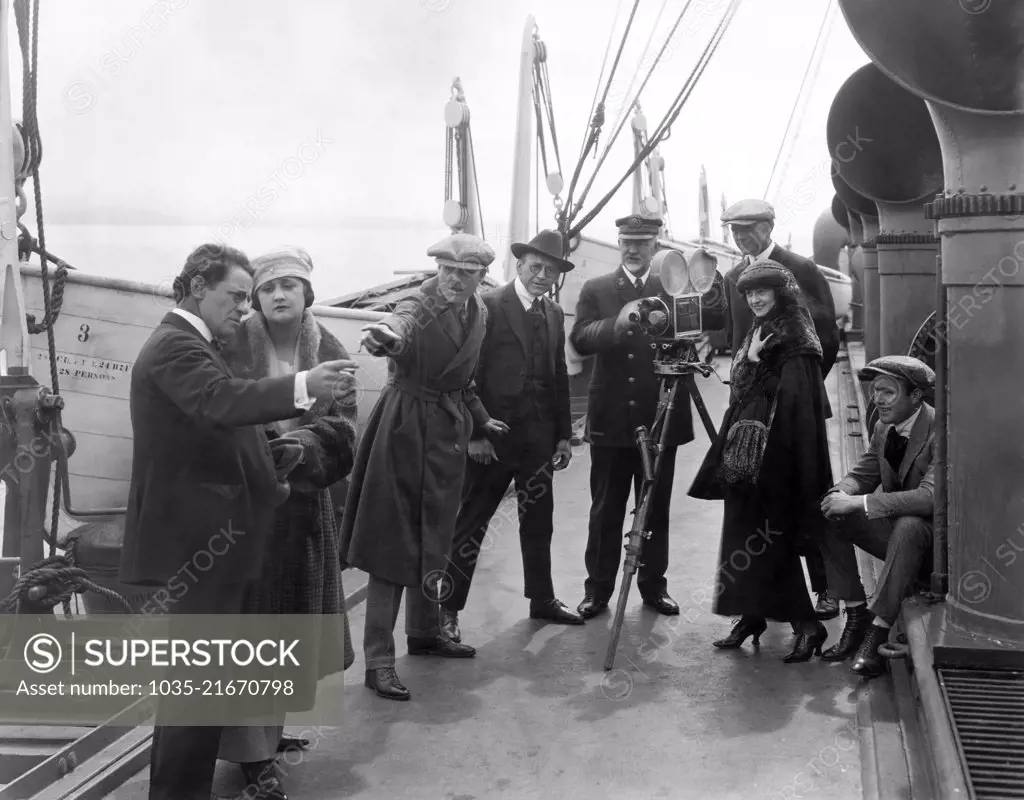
509, 229, 575, 272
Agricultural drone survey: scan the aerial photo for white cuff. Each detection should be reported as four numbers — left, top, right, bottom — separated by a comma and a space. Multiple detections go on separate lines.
294, 371, 313, 410
862, 495, 869, 514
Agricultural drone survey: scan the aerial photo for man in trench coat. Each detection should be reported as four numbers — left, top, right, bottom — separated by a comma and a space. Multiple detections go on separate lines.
721, 198, 841, 621
340, 232, 509, 702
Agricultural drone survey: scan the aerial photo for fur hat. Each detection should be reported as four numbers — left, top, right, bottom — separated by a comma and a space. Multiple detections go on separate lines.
736, 259, 794, 293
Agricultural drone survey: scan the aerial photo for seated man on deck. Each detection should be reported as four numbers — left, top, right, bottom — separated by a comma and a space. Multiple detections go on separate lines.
818, 355, 936, 679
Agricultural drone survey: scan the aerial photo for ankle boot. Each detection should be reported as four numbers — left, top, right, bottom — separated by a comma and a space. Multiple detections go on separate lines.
850, 625, 891, 678
713, 616, 768, 649
783, 622, 828, 663
821, 605, 873, 662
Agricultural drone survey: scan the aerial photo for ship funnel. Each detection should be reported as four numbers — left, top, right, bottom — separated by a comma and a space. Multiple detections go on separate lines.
812, 207, 848, 271
832, 173, 878, 359
827, 63, 942, 356
839, 0, 1024, 646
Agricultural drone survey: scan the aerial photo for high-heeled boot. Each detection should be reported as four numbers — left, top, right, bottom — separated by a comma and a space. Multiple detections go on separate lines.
821, 605, 873, 662
713, 616, 768, 649
783, 621, 828, 663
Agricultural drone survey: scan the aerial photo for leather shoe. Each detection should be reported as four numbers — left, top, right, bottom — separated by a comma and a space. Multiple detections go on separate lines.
364, 667, 410, 701
239, 760, 287, 800
641, 591, 679, 616
713, 616, 767, 649
440, 609, 461, 642
276, 734, 309, 752
815, 591, 840, 620
850, 624, 890, 679
783, 622, 828, 663
407, 635, 476, 658
530, 598, 584, 624
576, 593, 609, 619
820, 604, 873, 661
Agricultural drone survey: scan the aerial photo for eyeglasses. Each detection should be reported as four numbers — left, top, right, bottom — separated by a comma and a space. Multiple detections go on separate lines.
228, 290, 252, 311
525, 262, 560, 278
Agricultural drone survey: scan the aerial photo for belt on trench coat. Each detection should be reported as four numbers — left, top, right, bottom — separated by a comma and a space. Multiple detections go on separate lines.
392, 376, 466, 424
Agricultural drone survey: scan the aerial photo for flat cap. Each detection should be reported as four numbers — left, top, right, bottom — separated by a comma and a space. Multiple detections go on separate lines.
426, 232, 495, 271
721, 198, 775, 226
615, 214, 663, 240
736, 259, 793, 293
858, 355, 935, 391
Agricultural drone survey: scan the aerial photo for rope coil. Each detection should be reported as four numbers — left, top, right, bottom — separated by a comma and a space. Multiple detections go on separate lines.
0, 554, 132, 614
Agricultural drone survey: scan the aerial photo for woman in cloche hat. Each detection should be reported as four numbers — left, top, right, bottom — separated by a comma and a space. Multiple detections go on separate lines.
690, 259, 834, 663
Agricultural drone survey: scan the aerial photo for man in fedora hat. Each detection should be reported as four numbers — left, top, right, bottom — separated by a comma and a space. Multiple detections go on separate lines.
721, 197, 842, 621
570, 214, 695, 619
439, 229, 582, 641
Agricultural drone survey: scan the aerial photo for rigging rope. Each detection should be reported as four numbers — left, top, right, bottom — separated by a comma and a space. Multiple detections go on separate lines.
568, 0, 744, 241
561, 0, 643, 231
568, 0, 696, 226
9, 0, 125, 617
763, 0, 835, 200
607, 0, 671, 138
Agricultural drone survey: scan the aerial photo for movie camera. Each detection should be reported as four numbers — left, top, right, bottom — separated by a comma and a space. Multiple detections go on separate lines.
604, 246, 722, 670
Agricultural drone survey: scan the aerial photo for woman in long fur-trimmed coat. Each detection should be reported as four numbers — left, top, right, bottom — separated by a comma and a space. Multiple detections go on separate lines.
690, 259, 833, 664
217, 247, 357, 793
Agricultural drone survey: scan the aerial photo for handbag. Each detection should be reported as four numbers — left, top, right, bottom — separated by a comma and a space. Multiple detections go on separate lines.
719, 392, 778, 485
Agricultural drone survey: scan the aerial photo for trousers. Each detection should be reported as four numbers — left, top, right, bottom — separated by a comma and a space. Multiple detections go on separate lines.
818, 512, 933, 624
584, 444, 677, 600
443, 442, 557, 611
363, 576, 441, 669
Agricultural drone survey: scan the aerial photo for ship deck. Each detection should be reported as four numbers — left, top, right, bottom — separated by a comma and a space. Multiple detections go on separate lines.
113, 354, 864, 800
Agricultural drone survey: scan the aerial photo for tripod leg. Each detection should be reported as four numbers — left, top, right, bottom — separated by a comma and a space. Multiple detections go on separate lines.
685, 374, 718, 440
604, 379, 680, 671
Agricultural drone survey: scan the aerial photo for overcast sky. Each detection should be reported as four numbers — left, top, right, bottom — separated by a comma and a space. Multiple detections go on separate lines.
9, 0, 869, 255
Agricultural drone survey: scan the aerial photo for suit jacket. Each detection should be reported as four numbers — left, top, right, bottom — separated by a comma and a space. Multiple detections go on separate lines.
834, 403, 935, 521
725, 244, 840, 377
473, 282, 571, 450
570, 267, 695, 449
119, 312, 302, 592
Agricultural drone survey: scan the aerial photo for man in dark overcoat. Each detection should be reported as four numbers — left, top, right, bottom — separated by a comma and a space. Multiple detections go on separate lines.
721, 198, 841, 620
570, 214, 695, 620
119, 243, 356, 800
340, 232, 509, 702
439, 230, 582, 644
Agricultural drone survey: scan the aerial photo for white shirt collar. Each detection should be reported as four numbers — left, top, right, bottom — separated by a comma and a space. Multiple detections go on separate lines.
754, 240, 776, 262
621, 264, 650, 286
893, 405, 922, 437
171, 308, 213, 343
513, 277, 541, 310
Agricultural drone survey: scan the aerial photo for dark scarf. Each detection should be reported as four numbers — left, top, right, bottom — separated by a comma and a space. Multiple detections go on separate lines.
728, 293, 822, 409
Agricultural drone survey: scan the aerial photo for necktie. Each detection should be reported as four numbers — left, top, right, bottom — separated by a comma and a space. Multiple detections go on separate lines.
457, 302, 468, 327
529, 297, 543, 315
634, 277, 644, 294
884, 426, 908, 473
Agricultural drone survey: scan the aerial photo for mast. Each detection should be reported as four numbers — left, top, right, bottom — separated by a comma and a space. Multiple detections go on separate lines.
504, 16, 539, 281
0, 0, 31, 374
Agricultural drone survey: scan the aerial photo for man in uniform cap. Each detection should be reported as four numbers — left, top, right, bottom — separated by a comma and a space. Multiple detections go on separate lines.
340, 232, 510, 701
439, 229, 582, 642
818, 355, 936, 678
722, 197, 842, 620
569, 214, 695, 619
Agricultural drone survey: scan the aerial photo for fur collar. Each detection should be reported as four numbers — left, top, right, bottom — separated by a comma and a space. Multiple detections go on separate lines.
729, 301, 822, 406
221, 309, 356, 423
